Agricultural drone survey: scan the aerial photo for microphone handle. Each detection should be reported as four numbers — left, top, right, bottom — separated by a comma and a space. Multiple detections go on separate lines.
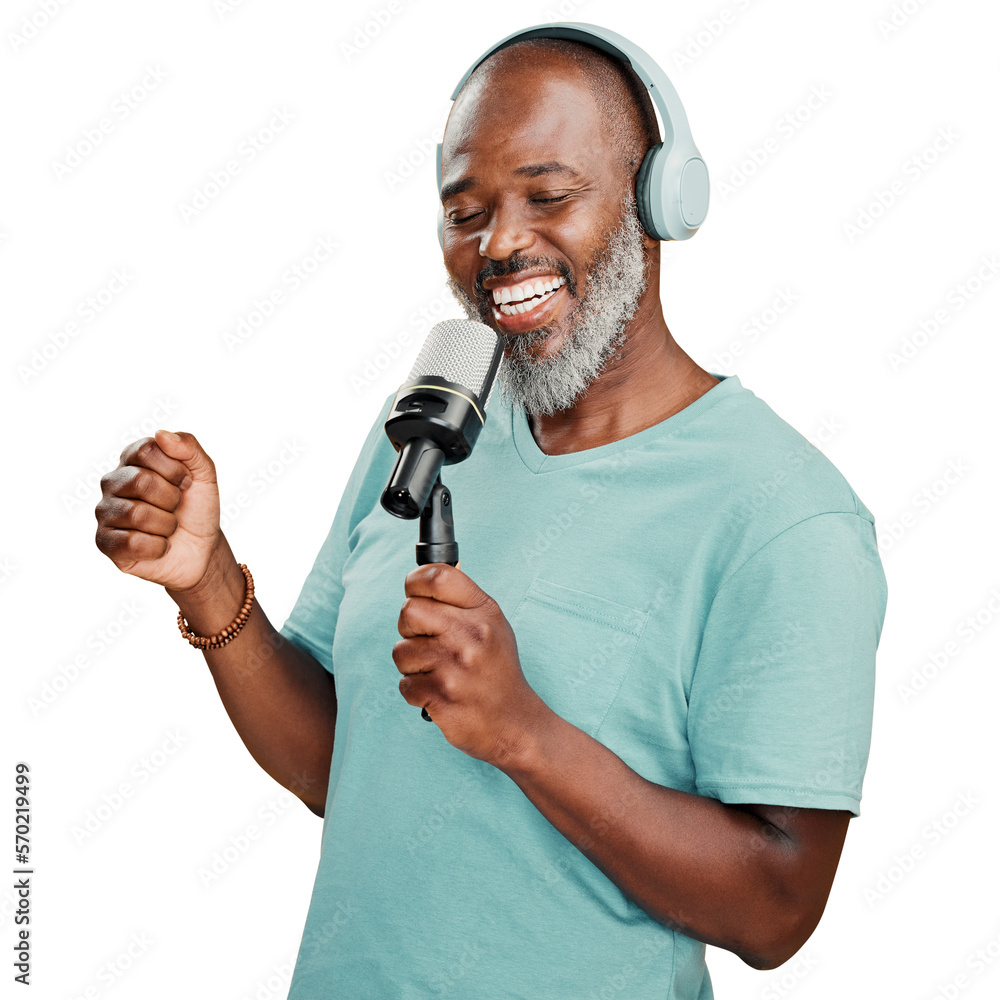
416, 478, 458, 722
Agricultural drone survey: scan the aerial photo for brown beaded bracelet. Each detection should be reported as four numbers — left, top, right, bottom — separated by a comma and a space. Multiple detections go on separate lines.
177, 563, 255, 650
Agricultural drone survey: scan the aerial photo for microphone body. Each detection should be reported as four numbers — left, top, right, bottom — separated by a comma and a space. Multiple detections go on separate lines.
380, 320, 504, 519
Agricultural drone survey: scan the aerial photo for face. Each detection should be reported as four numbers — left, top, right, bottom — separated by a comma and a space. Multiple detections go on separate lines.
440, 57, 652, 415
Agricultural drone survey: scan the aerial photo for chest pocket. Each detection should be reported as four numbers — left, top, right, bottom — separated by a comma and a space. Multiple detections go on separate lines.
510, 578, 648, 737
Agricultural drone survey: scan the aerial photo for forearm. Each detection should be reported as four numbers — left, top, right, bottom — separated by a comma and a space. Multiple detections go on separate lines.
167, 535, 336, 816
499, 703, 809, 969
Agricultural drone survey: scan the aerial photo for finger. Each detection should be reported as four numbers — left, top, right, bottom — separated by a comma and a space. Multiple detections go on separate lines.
398, 672, 433, 712
399, 673, 460, 722
95, 497, 178, 538
403, 562, 488, 610
392, 635, 440, 675
152, 430, 217, 487
95, 525, 168, 567
397, 594, 457, 639
118, 436, 192, 490
100, 464, 184, 513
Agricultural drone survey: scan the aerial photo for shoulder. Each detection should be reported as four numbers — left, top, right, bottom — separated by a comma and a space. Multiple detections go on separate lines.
686, 376, 877, 563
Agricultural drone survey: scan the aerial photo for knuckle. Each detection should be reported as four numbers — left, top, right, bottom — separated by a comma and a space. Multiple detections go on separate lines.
99, 468, 122, 496
134, 438, 158, 465
119, 436, 144, 465
95, 526, 127, 562
464, 619, 490, 647
132, 467, 158, 498
453, 642, 474, 670
127, 500, 149, 528
398, 598, 417, 629
126, 531, 164, 560
130, 501, 162, 532
436, 672, 456, 701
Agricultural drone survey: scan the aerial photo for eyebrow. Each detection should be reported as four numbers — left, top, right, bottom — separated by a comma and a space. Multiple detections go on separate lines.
440, 161, 580, 202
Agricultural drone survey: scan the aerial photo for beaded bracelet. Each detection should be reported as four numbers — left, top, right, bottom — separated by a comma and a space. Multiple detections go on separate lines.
177, 563, 255, 650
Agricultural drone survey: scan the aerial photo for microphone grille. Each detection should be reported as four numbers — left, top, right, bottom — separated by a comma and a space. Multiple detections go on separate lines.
407, 319, 503, 404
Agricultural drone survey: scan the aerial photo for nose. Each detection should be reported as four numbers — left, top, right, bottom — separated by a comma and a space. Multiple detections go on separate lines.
478, 201, 534, 260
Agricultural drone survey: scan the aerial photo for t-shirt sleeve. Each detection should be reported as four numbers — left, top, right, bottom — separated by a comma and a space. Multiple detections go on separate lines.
278, 393, 395, 674
687, 510, 888, 817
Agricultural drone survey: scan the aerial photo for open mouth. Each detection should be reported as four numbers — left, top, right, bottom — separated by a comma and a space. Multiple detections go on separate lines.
490, 275, 566, 318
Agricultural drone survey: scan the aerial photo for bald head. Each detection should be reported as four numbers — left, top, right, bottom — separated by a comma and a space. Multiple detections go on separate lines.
451, 37, 661, 185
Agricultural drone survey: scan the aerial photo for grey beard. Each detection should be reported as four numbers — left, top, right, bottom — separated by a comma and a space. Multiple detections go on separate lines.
447, 197, 649, 417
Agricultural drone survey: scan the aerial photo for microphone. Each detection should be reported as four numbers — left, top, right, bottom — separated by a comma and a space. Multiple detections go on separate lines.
380, 318, 504, 521
381, 318, 503, 723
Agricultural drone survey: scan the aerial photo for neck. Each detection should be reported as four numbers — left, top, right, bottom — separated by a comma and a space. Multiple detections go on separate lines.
526, 285, 720, 457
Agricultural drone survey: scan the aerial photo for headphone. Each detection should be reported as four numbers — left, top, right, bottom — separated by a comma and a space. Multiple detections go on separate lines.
435, 21, 709, 247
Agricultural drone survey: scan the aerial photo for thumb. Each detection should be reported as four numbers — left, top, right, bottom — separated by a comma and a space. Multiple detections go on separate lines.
153, 429, 218, 485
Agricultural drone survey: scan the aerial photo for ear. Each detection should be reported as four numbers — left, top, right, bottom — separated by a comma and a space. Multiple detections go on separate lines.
641, 229, 660, 251
625, 175, 660, 250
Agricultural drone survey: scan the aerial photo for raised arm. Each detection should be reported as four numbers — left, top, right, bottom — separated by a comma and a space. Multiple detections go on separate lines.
95, 430, 336, 816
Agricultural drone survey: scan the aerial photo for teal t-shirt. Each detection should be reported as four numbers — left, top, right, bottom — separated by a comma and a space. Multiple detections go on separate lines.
279, 374, 887, 999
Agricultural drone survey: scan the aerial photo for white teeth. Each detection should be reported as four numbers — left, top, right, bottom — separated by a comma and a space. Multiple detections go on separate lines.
499, 288, 557, 317
492, 276, 565, 317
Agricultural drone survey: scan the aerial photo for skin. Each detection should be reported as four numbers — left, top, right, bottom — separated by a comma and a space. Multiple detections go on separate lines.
94, 45, 851, 975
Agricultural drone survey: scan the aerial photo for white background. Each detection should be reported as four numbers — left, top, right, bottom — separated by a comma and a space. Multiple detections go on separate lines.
3, 0, 999, 997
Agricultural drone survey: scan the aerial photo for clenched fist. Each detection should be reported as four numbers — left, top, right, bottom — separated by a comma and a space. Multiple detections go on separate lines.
95, 430, 223, 593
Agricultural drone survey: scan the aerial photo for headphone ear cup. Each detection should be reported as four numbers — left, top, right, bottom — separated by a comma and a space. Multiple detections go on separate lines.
635, 144, 709, 241
634, 144, 664, 241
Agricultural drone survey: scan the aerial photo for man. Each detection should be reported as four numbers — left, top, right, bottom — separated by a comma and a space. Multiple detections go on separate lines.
95, 31, 887, 999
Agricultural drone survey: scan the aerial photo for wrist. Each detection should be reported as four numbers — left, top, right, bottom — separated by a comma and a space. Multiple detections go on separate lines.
491, 692, 557, 780
166, 536, 245, 636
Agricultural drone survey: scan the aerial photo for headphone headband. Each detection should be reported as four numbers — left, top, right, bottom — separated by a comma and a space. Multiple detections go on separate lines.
450, 24, 692, 154
436, 21, 709, 243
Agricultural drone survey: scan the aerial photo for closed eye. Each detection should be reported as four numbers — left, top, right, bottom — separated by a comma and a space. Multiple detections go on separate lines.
448, 192, 571, 224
